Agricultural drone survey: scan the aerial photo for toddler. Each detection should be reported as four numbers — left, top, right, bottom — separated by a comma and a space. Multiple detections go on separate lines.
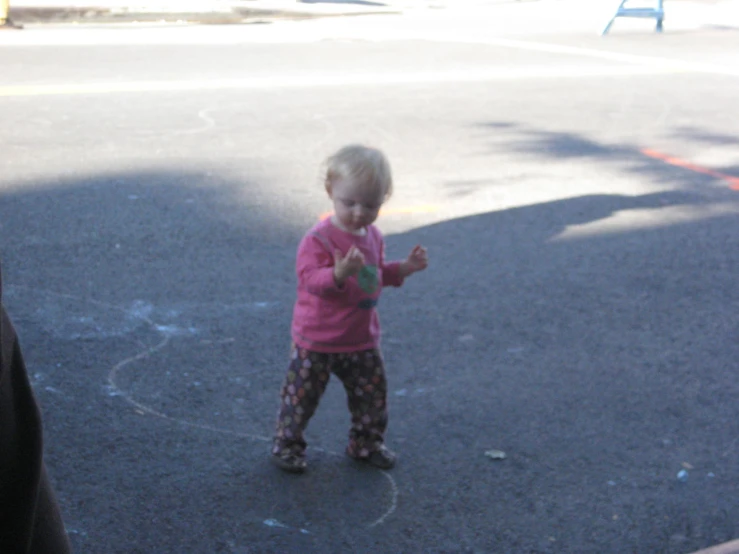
271, 144, 428, 473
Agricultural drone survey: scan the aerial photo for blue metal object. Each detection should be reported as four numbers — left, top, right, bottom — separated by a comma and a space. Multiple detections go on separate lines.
602, 0, 664, 35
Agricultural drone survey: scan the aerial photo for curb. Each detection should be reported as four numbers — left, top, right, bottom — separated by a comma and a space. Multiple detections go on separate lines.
8, 0, 739, 26
9, 0, 404, 24
8, 4, 400, 24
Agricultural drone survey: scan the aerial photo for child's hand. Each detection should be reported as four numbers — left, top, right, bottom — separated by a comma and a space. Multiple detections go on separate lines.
333, 245, 365, 286
401, 245, 428, 277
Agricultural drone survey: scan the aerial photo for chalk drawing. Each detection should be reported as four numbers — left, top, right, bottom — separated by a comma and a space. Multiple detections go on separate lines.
7, 284, 399, 530
174, 108, 217, 136
369, 471, 398, 527
263, 519, 310, 534
200, 338, 236, 345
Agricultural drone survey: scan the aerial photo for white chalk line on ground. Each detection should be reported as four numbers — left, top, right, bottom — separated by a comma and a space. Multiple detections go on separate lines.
11, 285, 398, 530
369, 471, 399, 528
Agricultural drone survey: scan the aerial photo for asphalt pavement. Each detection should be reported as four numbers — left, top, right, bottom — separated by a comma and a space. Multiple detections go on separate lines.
1, 7, 739, 554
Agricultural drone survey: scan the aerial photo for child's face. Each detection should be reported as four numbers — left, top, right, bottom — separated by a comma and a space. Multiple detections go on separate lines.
328, 177, 385, 233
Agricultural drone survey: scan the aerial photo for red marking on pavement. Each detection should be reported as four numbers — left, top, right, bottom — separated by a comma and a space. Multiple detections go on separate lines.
319, 204, 439, 221
641, 148, 739, 191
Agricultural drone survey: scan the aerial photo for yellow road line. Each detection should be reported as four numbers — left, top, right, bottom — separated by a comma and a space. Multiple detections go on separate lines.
0, 80, 234, 97
0, 65, 688, 98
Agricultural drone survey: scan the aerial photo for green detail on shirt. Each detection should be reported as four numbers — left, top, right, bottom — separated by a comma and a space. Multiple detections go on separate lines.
358, 265, 379, 295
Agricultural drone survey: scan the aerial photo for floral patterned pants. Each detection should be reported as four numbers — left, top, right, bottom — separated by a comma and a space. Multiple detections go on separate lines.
272, 344, 388, 460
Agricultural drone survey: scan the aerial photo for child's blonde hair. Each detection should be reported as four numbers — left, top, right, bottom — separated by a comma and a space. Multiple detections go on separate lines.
324, 144, 393, 200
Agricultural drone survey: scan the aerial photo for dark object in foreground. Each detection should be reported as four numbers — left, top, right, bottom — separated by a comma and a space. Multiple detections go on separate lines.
0, 263, 71, 553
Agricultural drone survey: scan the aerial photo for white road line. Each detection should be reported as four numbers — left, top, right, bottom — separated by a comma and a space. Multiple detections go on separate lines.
434, 35, 739, 78
0, 65, 686, 97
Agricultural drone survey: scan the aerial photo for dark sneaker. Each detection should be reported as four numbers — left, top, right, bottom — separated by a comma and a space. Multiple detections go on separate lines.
368, 445, 397, 469
271, 453, 307, 474
350, 445, 396, 470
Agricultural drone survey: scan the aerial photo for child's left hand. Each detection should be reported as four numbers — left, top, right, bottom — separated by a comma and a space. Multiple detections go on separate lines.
402, 245, 428, 277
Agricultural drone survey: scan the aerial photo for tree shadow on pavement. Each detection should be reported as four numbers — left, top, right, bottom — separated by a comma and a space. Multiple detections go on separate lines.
0, 169, 312, 554
378, 185, 739, 553
2, 169, 739, 553
475, 120, 739, 193
672, 126, 739, 147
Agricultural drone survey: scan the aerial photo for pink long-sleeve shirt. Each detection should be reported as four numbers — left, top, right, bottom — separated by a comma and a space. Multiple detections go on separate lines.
291, 218, 404, 353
